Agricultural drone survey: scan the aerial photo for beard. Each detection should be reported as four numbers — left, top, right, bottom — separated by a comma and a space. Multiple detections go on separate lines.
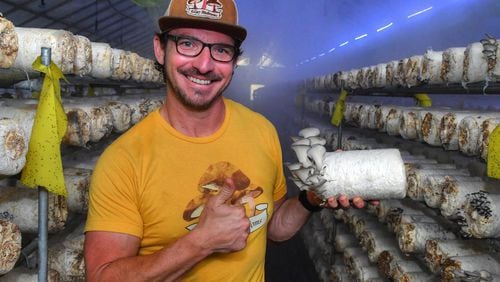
163, 56, 232, 111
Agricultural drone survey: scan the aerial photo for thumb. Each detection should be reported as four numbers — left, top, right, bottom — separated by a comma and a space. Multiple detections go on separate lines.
213, 178, 236, 206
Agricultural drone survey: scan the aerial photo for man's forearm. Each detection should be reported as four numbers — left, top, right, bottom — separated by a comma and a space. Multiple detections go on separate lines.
267, 196, 311, 242
86, 229, 212, 282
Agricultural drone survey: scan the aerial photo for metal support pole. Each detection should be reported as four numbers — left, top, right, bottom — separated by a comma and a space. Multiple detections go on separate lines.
337, 120, 343, 150
38, 46, 51, 282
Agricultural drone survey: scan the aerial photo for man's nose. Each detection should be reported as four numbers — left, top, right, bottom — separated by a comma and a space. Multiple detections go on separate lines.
192, 46, 215, 73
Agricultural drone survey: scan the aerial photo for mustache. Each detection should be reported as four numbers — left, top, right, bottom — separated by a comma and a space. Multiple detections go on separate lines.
179, 68, 222, 81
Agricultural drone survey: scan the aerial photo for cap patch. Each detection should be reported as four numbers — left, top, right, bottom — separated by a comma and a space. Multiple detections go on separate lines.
185, 0, 224, 20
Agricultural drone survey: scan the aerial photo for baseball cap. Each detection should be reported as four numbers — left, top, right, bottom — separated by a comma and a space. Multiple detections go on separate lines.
158, 0, 247, 42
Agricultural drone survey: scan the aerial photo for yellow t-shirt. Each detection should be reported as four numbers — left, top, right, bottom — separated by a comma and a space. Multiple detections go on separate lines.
85, 98, 287, 281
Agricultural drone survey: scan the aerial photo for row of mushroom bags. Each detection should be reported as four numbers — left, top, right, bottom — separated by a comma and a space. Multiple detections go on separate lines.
0, 94, 164, 176
0, 16, 163, 84
0, 92, 165, 279
293, 125, 500, 281
304, 35, 499, 91
304, 97, 500, 162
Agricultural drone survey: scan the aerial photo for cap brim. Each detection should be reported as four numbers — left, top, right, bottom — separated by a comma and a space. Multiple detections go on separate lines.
159, 16, 247, 42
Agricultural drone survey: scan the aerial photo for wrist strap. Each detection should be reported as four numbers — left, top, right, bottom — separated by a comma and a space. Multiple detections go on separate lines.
298, 190, 322, 212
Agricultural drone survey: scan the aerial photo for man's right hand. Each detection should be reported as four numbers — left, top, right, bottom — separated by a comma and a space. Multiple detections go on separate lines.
193, 178, 250, 254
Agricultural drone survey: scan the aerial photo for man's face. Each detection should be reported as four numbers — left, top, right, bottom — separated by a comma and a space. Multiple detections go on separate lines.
162, 28, 236, 111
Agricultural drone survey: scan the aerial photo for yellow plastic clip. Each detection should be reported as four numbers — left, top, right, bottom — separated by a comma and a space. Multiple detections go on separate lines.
414, 93, 432, 107
331, 89, 348, 126
487, 125, 500, 179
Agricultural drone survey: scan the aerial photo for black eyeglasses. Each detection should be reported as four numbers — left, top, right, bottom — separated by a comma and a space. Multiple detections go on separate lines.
166, 35, 237, 63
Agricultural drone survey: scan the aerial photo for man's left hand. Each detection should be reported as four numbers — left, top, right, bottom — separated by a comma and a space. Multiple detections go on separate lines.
307, 191, 379, 209
325, 194, 379, 209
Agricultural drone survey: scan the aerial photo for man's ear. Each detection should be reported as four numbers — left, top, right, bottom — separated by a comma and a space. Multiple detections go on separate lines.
153, 35, 165, 65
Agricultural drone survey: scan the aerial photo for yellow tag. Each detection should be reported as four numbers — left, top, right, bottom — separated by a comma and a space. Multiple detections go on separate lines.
331, 89, 348, 126
20, 56, 68, 196
414, 93, 432, 107
487, 125, 500, 179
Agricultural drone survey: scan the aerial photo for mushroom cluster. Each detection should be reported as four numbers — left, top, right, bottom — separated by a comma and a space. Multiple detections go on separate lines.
288, 127, 407, 200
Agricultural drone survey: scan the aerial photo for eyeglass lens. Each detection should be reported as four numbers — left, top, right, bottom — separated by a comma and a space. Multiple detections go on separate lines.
171, 35, 236, 62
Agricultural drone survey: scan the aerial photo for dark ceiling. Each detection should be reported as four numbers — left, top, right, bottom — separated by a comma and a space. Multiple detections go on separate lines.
1, 0, 499, 82
0, 0, 162, 59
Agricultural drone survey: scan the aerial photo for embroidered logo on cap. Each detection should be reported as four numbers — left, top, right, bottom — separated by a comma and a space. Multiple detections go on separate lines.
186, 0, 224, 20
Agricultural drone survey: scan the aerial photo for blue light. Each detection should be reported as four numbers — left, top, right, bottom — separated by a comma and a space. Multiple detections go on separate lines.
355, 34, 368, 40
339, 41, 349, 47
407, 6, 433, 18
311, 56, 317, 61
318, 53, 326, 57
376, 22, 393, 32
328, 47, 336, 53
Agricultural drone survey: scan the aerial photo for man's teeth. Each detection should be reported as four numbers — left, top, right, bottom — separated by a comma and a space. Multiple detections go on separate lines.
188, 76, 211, 85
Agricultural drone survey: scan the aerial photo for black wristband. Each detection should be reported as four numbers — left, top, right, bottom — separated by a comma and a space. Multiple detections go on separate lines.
298, 190, 323, 212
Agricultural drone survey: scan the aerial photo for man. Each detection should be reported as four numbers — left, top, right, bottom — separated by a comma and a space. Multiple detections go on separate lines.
84, 0, 367, 280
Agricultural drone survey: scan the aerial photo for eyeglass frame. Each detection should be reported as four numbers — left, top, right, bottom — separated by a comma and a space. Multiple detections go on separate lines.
164, 33, 240, 63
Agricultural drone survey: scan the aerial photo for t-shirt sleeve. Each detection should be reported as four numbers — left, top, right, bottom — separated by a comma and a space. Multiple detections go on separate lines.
84, 144, 143, 238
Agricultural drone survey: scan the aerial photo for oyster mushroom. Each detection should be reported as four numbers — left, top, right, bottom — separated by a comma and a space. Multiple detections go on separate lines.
298, 127, 320, 138
307, 144, 326, 171
291, 144, 313, 168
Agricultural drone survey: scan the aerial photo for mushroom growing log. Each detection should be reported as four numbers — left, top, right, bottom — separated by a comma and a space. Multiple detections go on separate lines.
0, 16, 18, 69
111, 48, 132, 81
314, 148, 407, 200
386, 210, 436, 233
422, 174, 481, 209
442, 253, 500, 282
356, 265, 383, 282
90, 42, 113, 79
396, 222, 456, 253
63, 105, 92, 147
0, 219, 21, 275
439, 178, 486, 218
480, 117, 500, 161
343, 247, 373, 278
440, 47, 466, 84
375, 199, 406, 223
463, 192, 500, 238
0, 185, 67, 233
64, 167, 92, 214
393, 271, 435, 282
375, 105, 394, 132
359, 229, 400, 263
421, 49, 444, 85
377, 249, 424, 280
402, 55, 423, 87
458, 114, 500, 156
385, 106, 406, 136
289, 129, 407, 200
73, 34, 92, 76
424, 239, 494, 273
13, 27, 76, 74
398, 107, 422, 140
0, 119, 27, 176
0, 266, 60, 281
462, 42, 489, 86
105, 101, 132, 133
48, 223, 85, 281
440, 111, 474, 151
74, 104, 113, 143
420, 109, 449, 146
406, 166, 469, 201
